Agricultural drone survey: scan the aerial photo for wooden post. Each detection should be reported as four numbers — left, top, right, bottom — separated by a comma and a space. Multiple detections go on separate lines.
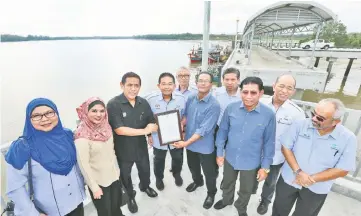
314, 57, 321, 67
343, 58, 356, 82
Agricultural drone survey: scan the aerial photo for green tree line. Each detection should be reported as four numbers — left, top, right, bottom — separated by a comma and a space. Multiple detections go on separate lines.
299, 21, 361, 48
1, 33, 233, 42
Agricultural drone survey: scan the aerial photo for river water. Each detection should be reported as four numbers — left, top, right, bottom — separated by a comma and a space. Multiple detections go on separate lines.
1, 39, 361, 144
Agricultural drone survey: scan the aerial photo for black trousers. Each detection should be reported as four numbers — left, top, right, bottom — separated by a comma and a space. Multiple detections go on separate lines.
65, 203, 84, 216
214, 125, 220, 176
272, 176, 327, 216
118, 153, 151, 197
186, 149, 217, 196
260, 163, 283, 202
222, 160, 258, 215
89, 180, 123, 216
153, 147, 183, 179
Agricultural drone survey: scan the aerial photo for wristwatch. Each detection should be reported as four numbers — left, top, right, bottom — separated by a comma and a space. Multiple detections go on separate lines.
262, 168, 270, 174
294, 168, 302, 175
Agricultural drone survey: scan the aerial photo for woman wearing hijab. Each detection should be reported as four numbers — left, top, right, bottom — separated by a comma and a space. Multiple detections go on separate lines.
5, 98, 86, 216
74, 97, 123, 216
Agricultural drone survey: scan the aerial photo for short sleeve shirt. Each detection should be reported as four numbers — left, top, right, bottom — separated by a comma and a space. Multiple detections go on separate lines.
107, 93, 155, 161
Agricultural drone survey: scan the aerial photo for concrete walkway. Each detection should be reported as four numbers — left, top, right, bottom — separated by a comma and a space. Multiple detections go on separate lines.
85, 148, 361, 216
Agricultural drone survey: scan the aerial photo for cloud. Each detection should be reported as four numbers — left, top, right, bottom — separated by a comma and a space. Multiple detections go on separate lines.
1, 0, 360, 36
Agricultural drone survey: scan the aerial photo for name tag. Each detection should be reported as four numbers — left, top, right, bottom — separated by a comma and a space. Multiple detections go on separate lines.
299, 132, 310, 139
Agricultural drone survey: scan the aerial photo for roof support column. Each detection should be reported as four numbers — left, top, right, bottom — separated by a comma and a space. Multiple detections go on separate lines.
288, 27, 295, 58
271, 32, 275, 49
201, 1, 211, 71
309, 22, 322, 68
247, 23, 256, 65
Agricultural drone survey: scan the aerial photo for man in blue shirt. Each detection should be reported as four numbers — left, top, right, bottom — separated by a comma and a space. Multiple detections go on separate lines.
145, 72, 186, 191
214, 77, 276, 216
213, 67, 241, 188
272, 98, 357, 216
256, 74, 305, 215
173, 72, 220, 210
174, 66, 197, 100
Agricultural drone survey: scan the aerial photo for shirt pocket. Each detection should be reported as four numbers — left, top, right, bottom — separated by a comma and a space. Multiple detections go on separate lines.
317, 145, 341, 168
277, 116, 293, 125
196, 112, 206, 124
251, 123, 266, 140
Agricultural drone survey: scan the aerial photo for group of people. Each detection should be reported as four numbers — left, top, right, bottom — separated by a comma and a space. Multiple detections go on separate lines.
4, 66, 357, 216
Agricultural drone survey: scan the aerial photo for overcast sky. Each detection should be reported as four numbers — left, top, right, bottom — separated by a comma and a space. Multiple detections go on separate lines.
1, 0, 361, 36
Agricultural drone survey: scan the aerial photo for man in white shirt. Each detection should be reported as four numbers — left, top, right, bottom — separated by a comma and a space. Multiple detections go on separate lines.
256, 74, 306, 215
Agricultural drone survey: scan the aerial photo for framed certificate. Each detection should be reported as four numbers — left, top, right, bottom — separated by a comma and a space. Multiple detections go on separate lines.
155, 110, 183, 145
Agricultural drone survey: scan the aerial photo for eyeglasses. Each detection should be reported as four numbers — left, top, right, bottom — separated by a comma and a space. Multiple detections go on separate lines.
31, 111, 56, 121
178, 75, 190, 79
311, 110, 326, 122
241, 90, 258, 96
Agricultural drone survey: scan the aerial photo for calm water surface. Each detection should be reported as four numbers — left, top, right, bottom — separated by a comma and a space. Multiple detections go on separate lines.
1, 39, 361, 143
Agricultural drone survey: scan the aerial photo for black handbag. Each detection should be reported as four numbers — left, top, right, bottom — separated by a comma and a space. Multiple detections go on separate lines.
3, 137, 45, 215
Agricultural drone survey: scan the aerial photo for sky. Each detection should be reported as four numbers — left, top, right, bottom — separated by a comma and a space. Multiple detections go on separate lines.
1, 0, 361, 37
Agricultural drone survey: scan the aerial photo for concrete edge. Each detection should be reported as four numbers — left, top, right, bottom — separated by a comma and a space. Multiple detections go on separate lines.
331, 176, 361, 202
331, 183, 361, 202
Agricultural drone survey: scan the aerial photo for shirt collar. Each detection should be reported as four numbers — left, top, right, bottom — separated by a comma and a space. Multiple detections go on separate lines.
271, 95, 291, 109
119, 93, 142, 104
228, 87, 240, 97
157, 93, 173, 101
239, 101, 261, 113
197, 91, 212, 103
178, 85, 189, 93
307, 119, 341, 139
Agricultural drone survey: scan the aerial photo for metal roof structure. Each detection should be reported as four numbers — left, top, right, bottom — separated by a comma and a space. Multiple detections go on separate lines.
240, 1, 338, 66
242, 1, 338, 36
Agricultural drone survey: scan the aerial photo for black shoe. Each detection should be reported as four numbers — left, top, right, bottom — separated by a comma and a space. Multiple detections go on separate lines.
186, 181, 204, 192
140, 187, 158, 198
127, 198, 138, 213
174, 174, 183, 187
238, 213, 248, 216
156, 179, 165, 191
257, 199, 269, 215
214, 199, 231, 210
203, 195, 215, 209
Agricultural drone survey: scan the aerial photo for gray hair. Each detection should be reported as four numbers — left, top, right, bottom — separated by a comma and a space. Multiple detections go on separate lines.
275, 73, 297, 88
319, 98, 346, 119
176, 66, 190, 75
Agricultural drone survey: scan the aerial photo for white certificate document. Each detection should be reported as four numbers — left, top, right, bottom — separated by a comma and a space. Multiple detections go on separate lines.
156, 110, 182, 145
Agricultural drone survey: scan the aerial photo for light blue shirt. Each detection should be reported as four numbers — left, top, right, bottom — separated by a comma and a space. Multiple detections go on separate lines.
260, 96, 306, 165
174, 85, 197, 101
6, 160, 86, 216
145, 91, 186, 150
184, 92, 220, 154
281, 119, 357, 194
216, 101, 276, 170
213, 86, 241, 125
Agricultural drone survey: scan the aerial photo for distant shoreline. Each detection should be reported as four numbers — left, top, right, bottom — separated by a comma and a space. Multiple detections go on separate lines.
1, 33, 235, 43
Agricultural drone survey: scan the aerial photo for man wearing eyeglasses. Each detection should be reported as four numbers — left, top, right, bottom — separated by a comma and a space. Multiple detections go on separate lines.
173, 72, 220, 210
271, 98, 357, 216
174, 66, 198, 100
256, 74, 305, 215
214, 77, 276, 216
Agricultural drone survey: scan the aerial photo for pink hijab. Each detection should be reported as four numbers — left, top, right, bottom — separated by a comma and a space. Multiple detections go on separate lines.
74, 97, 112, 142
